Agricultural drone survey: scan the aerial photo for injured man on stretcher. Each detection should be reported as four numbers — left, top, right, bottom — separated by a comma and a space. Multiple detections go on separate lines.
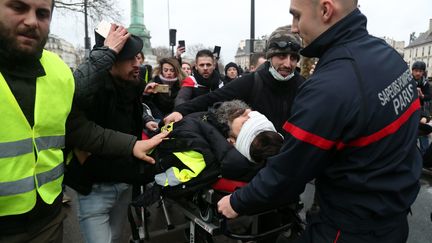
131, 100, 285, 206
157, 100, 283, 185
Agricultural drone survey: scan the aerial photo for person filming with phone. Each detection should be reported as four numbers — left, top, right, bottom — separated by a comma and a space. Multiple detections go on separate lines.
143, 58, 193, 120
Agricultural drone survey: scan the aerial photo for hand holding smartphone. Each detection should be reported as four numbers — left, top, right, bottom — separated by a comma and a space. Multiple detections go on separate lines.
213, 45, 221, 59
178, 40, 186, 51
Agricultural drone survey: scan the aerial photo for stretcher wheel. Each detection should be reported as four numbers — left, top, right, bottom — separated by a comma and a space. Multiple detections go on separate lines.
199, 204, 214, 222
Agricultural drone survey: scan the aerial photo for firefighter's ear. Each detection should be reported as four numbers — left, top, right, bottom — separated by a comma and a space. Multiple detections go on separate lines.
227, 137, 236, 145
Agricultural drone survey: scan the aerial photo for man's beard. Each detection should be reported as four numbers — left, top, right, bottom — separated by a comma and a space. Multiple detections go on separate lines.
0, 21, 47, 63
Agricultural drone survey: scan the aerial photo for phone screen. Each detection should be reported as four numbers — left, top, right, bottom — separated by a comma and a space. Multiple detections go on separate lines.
178, 40, 185, 51
155, 84, 170, 93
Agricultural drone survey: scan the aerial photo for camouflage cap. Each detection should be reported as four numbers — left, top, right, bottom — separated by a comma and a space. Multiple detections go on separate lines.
266, 25, 302, 59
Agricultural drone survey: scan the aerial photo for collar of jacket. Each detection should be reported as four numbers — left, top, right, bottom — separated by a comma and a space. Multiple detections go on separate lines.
103, 74, 144, 99
0, 47, 45, 79
301, 8, 369, 58
192, 68, 221, 90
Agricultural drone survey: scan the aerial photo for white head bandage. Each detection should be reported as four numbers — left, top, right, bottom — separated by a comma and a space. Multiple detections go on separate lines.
234, 111, 277, 162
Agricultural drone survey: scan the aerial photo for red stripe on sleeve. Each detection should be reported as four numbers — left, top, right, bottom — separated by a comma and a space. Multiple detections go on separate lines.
283, 122, 337, 150
341, 98, 420, 148
283, 98, 420, 150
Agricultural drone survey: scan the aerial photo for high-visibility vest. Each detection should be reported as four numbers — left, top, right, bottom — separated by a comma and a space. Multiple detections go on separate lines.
0, 50, 74, 216
154, 150, 206, 187
154, 123, 207, 187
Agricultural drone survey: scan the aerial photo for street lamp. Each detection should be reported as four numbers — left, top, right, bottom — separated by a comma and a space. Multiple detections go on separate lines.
169, 29, 176, 57
84, 0, 91, 58
250, 0, 255, 68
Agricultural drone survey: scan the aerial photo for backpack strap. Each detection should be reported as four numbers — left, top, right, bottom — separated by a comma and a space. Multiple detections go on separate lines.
250, 72, 263, 106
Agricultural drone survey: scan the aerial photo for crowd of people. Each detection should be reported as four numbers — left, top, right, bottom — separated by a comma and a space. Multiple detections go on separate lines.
0, 0, 429, 243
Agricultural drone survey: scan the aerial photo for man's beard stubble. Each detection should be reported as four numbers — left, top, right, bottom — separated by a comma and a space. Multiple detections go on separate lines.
0, 21, 47, 63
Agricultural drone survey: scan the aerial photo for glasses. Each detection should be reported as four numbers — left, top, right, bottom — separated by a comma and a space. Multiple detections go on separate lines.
268, 41, 301, 52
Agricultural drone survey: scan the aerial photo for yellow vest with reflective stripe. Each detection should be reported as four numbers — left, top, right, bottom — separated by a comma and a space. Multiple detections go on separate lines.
154, 150, 206, 186
0, 50, 74, 216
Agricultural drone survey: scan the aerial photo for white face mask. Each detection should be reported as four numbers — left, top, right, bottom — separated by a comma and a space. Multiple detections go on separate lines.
269, 65, 295, 81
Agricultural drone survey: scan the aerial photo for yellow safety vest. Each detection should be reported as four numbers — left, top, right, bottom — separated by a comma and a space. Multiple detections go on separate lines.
154, 123, 207, 186
0, 50, 74, 216
154, 150, 207, 187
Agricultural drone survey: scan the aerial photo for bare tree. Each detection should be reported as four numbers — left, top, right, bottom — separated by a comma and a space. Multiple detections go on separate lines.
409, 32, 417, 44
55, 0, 122, 23
152, 46, 172, 60
186, 43, 211, 59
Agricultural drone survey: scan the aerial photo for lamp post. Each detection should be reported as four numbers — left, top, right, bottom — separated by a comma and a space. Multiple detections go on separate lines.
169, 29, 176, 57
249, 0, 255, 68
84, 0, 91, 58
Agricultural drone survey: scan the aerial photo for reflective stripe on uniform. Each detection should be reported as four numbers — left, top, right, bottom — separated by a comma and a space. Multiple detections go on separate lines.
0, 138, 32, 158
0, 176, 34, 196
36, 163, 64, 187
0, 163, 64, 196
0, 136, 64, 158
155, 167, 182, 186
35, 135, 65, 151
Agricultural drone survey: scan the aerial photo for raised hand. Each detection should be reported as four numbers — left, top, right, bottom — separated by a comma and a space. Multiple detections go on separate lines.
104, 24, 131, 54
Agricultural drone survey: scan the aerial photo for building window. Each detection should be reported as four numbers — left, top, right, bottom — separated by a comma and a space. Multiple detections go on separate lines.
422, 46, 425, 57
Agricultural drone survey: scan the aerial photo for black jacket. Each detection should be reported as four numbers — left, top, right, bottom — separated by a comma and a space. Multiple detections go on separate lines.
231, 9, 421, 232
144, 75, 181, 119
65, 47, 147, 195
175, 68, 222, 106
415, 76, 431, 115
174, 61, 304, 135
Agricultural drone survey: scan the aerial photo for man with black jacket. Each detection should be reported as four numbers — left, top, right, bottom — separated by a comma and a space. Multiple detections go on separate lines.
218, 1, 422, 243
67, 25, 164, 243
0, 1, 165, 242
174, 49, 223, 106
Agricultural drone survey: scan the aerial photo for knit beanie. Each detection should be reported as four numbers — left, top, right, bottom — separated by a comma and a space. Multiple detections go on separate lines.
224, 62, 240, 76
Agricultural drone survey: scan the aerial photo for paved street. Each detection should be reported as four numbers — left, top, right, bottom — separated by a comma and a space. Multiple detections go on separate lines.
63, 173, 432, 243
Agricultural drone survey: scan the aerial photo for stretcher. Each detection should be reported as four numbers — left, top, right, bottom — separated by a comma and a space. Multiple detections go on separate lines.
129, 177, 304, 243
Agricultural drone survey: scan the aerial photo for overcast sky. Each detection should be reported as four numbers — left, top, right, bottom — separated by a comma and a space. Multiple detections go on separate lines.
51, 0, 431, 63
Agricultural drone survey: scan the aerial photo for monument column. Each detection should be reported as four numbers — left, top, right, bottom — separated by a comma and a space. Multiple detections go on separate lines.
128, 0, 153, 57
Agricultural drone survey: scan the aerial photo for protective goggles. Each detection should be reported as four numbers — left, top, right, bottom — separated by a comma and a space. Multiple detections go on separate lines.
268, 41, 301, 52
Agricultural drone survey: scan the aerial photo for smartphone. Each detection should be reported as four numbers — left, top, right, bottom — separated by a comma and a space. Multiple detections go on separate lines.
154, 84, 170, 93
95, 20, 111, 38
213, 45, 221, 59
178, 40, 185, 51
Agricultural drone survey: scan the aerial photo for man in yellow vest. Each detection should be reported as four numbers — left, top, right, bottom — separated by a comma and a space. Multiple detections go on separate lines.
0, 1, 166, 242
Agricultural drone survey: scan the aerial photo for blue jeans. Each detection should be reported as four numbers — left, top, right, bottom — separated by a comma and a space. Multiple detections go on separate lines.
77, 183, 131, 243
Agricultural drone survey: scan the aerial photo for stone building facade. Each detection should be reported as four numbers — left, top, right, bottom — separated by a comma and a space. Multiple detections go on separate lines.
404, 19, 432, 78
45, 34, 82, 70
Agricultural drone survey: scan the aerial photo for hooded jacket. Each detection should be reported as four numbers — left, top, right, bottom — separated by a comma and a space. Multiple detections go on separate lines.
230, 9, 422, 232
